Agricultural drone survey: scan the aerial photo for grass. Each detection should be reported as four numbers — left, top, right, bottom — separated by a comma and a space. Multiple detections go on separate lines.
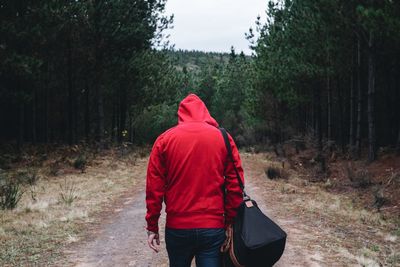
0, 150, 146, 266
242, 152, 400, 267
59, 177, 78, 206
288, 185, 397, 266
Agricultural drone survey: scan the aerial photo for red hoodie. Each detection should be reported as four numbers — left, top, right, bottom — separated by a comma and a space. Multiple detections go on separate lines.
145, 94, 244, 233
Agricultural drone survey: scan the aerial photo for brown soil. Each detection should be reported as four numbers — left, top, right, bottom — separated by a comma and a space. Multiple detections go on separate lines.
287, 148, 400, 218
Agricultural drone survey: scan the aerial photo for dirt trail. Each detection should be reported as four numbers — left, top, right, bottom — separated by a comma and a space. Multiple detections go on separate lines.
63, 154, 315, 267
64, 183, 310, 266
62, 153, 395, 267
67, 189, 169, 267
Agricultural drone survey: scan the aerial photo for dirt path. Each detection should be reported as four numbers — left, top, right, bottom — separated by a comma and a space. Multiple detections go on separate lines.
62, 153, 398, 267
63, 188, 169, 267
65, 175, 304, 267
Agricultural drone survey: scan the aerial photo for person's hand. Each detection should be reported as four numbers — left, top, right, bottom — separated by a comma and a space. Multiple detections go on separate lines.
147, 231, 160, 253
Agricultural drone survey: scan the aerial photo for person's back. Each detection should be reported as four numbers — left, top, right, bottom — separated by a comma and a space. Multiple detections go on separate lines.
146, 94, 244, 267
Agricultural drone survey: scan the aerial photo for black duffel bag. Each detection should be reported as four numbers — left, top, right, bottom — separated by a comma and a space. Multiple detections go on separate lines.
220, 128, 287, 267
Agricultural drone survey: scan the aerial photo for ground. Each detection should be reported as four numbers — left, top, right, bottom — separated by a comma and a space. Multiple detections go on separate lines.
0, 148, 399, 266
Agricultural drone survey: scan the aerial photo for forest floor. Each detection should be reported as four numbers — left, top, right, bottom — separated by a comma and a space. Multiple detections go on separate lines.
0, 146, 399, 266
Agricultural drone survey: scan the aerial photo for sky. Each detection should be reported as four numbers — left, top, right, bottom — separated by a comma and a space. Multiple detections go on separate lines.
164, 0, 267, 55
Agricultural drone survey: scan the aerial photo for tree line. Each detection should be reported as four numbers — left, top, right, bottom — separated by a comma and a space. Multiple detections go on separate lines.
249, 0, 400, 161
1, 0, 399, 163
0, 0, 177, 147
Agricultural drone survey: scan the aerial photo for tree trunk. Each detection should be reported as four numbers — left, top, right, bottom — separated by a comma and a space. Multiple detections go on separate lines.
337, 77, 345, 153
94, 0, 104, 143
391, 63, 398, 144
349, 74, 355, 147
111, 101, 116, 142
84, 79, 90, 142
314, 86, 323, 153
118, 84, 127, 143
117, 89, 121, 142
95, 70, 105, 142
44, 62, 50, 143
349, 39, 356, 153
397, 122, 400, 155
327, 74, 332, 144
67, 34, 74, 145
73, 85, 78, 143
312, 91, 316, 137
313, 83, 325, 175
396, 66, 400, 155
129, 112, 133, 143
18, 102, 24, 151
355, 37, 362, 158
327, 51, 332, 144
367, 31, 376, 162
32, 86, 37, 144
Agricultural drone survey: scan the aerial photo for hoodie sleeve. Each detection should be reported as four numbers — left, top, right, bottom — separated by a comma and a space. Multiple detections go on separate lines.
224, 133, 244, 227
145, 136, 166, 233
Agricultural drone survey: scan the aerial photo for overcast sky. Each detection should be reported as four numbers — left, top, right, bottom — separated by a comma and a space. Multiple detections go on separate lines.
164, 0, 267, 55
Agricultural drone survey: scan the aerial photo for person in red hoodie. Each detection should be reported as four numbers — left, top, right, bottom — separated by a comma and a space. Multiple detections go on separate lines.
145, 94, 244, 267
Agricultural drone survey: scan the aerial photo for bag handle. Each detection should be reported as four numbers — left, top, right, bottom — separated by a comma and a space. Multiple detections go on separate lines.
219, 127, 248, 199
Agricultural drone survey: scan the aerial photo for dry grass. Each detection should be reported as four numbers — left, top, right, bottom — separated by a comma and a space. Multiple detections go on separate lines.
0, 150, 147, 266
242, 152, 400, 267
285, 185, 399, 266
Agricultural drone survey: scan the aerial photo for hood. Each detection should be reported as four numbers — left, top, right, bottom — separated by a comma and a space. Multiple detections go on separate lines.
178, 94, 219, 127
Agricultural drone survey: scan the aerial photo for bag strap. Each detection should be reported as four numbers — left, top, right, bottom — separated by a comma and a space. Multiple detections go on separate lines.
219, 127, 248, 198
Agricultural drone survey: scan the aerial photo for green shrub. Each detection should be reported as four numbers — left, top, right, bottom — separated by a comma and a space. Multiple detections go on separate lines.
265, 166, 281, 179
133, 103, 177, 144
73, 154, 86, 172
59, 178, 77, 206
0, 172, 24, 210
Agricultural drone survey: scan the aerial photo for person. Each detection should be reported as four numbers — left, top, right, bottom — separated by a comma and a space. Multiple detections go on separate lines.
145, 93, 244, 267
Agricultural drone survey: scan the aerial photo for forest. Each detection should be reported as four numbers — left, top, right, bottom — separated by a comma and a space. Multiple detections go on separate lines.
1, 0, 400, 266
1, 0, 400, 163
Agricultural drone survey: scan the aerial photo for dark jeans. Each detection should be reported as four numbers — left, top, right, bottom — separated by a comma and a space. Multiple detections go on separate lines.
165, 228, 225, 267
